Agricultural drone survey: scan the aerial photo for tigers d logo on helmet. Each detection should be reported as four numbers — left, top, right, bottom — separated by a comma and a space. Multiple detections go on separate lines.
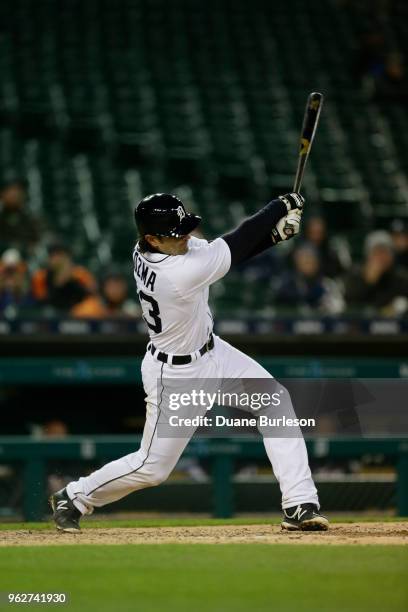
176, 205, 186, 222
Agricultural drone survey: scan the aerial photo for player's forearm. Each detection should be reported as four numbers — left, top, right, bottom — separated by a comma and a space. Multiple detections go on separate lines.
242, 235, 274, 261
243, 208, 303, 260
221, 198, 287, 265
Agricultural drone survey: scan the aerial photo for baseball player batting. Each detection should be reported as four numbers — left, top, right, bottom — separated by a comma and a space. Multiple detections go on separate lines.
50, 192, 329, 532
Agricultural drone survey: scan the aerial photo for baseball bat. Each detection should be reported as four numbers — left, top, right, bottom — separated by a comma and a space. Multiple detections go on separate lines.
293, 92, 324, 193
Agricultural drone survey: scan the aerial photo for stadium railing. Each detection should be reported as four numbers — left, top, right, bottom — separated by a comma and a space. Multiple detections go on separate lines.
0, 436, 407, 521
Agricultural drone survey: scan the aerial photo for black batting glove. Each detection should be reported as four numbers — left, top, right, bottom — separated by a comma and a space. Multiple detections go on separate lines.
278, 192, 305, 213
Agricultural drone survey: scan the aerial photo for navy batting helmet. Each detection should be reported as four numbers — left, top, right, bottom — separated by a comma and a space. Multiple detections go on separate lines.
135, 193, 201, 238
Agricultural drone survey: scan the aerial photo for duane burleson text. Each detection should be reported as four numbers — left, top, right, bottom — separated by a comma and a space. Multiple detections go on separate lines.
168, 416, 316, 428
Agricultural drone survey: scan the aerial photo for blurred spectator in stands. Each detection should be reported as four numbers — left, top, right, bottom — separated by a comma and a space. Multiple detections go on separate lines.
40, 420, 73, 495
374, 52, 408, 105
353, 29, 386, 87
303, 215, 350, 277
0, 248, 34, 317
276, 244, 344, 314
344, 231, 408, 315
32, 242, 105, 317
0, 178, 42, 254
390, 219, 408, 270
101, 272, 140, 318
238, 247, 283, 282
42, 419, 69, 438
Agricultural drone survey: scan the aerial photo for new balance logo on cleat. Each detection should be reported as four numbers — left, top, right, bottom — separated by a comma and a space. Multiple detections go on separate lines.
49, 488, 82, 533
281, 503, 329, 531
284, 506, 308, 521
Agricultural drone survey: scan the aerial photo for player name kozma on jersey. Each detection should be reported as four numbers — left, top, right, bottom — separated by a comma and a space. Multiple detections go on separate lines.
134, 251, 157, 291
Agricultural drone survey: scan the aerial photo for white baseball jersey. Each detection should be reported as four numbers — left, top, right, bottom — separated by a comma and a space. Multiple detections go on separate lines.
132, 236, 231, 353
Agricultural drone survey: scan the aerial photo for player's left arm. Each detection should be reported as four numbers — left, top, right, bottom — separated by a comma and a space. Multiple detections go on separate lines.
246, 208, 303, 260
222, 192, 304, 265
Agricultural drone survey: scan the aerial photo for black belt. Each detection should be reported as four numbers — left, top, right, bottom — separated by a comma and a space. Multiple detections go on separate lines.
149, 334, 214, 365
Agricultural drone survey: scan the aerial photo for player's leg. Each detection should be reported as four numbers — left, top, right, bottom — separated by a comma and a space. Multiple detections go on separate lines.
213, 336, 321, 510
64, 357, 197, 516
66, 410, 191, 515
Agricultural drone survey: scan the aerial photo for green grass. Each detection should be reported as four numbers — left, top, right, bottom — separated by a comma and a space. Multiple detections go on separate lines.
0, 545, 407, 612
1, 515, 407, 531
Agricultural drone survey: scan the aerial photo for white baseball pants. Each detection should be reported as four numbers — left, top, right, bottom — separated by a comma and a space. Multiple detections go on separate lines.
67, 336, 319, 514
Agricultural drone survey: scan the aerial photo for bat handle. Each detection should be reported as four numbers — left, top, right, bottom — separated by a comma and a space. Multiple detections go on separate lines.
293, 156, 306, 193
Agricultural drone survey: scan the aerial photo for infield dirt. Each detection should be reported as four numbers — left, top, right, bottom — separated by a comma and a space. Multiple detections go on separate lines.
1, 522, 407, 546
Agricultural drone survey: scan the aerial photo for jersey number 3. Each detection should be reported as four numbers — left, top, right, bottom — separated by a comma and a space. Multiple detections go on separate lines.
139, 291, 162, 333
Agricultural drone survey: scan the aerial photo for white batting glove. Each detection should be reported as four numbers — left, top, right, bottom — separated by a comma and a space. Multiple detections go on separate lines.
271, 209, 302, 244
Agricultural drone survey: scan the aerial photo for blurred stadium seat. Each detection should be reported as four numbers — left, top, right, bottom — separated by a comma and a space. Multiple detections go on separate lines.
1, 0, 407, 315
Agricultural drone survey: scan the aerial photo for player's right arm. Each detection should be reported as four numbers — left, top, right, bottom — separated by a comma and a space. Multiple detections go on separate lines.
222, 193, 304, 265
170, 237, 232, 299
